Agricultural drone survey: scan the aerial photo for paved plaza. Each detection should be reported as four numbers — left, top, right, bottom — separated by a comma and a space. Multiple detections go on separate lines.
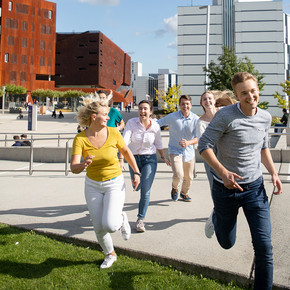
0, 111, 289, 289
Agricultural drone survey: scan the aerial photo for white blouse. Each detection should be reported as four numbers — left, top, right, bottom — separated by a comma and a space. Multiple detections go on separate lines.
196, 118, 210, 140
122, 117, 163, 155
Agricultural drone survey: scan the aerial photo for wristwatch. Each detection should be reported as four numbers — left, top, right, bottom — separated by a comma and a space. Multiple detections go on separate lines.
134, 172, 141, 177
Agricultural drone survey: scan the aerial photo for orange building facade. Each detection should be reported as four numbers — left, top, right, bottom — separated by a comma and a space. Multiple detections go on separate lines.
0, 0, 56, 92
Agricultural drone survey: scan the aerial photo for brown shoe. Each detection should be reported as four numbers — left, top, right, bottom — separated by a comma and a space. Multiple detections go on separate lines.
171, 188, 178, 201
180, 192, 192, 202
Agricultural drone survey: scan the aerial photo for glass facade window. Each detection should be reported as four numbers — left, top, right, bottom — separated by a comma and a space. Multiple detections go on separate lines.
4, 53, 9, 63
8, 1, 13, 11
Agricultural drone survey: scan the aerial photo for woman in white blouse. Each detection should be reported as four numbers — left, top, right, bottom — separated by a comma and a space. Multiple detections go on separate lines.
121, 100, 171, 232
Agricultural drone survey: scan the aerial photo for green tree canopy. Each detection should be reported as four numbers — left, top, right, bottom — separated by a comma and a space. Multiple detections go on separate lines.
3, 84, 27, 95
203, 46, 266, 93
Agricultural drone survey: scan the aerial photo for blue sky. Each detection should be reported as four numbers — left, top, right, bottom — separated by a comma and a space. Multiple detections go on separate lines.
50, 0, 290, 76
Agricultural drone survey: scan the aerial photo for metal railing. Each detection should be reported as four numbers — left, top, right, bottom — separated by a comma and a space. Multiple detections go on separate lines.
0, 129, 289, 176
0, 132, 76, 147
0, 136, 74, 176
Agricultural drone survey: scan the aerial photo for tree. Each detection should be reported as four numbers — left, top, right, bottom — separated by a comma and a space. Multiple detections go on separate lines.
3, 84, 26, 95
273, 80, 290, 112
155, 84, 182, 114
203, 46, 266, 93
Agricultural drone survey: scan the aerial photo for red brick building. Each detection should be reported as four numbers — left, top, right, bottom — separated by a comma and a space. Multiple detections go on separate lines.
0, 0, 56, 92
55, 31, 131, 91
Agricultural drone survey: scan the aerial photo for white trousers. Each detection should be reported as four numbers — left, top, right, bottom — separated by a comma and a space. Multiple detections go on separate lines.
85, 175, 126, 255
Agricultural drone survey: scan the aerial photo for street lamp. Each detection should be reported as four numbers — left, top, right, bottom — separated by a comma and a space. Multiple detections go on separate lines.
200, 5, 210, 90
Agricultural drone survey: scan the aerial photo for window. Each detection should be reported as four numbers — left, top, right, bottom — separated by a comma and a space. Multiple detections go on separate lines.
8, 1, 13, 11
40, 40, 46, 50
21, 55, 27, 64
20, 72, 26, 82
16, 3, 28, 14
113, 80, 116, 85
31, 23, 34, 32
48, 42, 52, 51
11, 54, 17, 64
40, 57, 45, 66
22, 21, 28, 31
30, 56, 34, 65
31, 39, 34, 48
4, 53, 9, 63
5, 18, 18, 29
44, 10, 53, 19
8, 35, 15, 45
21, 38, 27, 48
10, 71, 17, 81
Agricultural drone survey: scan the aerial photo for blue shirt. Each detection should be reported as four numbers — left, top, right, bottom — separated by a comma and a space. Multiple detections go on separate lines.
158, 110, 199, 162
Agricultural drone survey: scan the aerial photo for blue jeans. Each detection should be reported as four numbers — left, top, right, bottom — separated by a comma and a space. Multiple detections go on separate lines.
129, 154, 157, 220
274, 123, 286, 133
211, 176, 273, 289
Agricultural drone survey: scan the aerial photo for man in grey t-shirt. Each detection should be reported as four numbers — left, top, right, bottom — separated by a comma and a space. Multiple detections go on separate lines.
198, 72, 282, 289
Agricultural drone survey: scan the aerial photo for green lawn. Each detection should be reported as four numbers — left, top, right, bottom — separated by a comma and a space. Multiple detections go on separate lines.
0, 223, 245, 289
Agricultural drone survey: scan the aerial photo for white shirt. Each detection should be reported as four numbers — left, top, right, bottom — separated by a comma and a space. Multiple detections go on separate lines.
123, 117, 163, 155
196, 118, 210, 140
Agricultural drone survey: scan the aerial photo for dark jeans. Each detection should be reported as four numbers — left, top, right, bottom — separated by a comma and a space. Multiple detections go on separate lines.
212, 176, 273, 289
274, 123, 286, 133
129, 154, 157, 220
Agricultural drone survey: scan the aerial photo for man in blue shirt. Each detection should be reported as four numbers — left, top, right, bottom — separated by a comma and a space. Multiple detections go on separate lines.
158, 95, 199, 202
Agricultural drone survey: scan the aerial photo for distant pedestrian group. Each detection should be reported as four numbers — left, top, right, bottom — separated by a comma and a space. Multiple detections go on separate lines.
12, 134, 31, 146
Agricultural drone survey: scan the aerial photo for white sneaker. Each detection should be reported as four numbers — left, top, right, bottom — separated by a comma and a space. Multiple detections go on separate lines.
136, 219, 146, 232
100, 254, 117, 269
121, 212, 131, 240
205, 211, 215, 239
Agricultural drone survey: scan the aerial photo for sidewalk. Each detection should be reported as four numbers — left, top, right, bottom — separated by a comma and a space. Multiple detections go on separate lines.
0, 160, 289, 288
0, 111, 289, 288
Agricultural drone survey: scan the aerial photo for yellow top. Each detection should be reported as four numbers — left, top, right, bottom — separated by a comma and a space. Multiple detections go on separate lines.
72, 127, 125, 181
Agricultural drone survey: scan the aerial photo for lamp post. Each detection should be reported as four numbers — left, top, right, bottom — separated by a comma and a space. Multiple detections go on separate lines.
200, 5, 210, 90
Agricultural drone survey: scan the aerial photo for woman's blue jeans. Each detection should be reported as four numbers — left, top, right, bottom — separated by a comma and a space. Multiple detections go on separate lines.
212, 176, 273, 289
129, 154, 157, 220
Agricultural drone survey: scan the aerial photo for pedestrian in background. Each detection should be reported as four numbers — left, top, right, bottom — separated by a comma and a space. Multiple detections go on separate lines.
96, 90, 125, 131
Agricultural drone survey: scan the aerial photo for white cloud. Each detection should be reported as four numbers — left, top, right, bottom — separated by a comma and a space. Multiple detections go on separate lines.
163, 14, 177, 36
168, 39, 177, 50
78, 0, 119, 5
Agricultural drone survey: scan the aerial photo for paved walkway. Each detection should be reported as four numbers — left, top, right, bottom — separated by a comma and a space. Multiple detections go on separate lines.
0, 112, 289, 289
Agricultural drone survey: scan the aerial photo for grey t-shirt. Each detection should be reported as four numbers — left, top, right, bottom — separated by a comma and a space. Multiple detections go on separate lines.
198, 103, 271, 184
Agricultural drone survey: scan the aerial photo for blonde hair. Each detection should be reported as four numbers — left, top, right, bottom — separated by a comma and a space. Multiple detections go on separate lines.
77, 101, 108, 127
214, 90, 237, 108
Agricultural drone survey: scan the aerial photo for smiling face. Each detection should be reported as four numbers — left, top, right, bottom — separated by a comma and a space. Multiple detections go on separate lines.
138, 102, 152, 120
179, 98, 192, 117
235, 79, 259, 116
201, 92, 216, 111
92, 106, 110, 127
